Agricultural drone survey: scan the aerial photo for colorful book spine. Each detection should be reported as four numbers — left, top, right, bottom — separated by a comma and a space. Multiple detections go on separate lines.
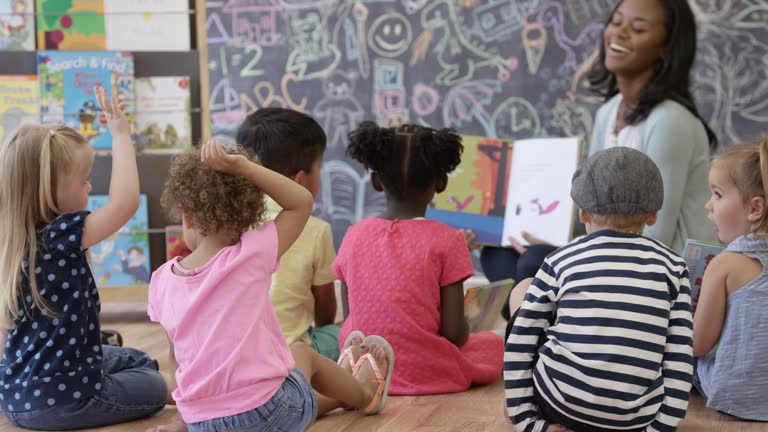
0, 74, 39, 143
37, 50, 134, 151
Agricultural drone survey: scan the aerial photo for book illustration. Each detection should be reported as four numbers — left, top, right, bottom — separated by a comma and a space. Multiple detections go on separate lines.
464, 278, 515, 333
502, 138, 580, 247
530, 198, 559, 215
36, 0, 106, 50
37, 51, 135, 151
104, 0, 191, 51
0, 75, 39, 144
426, 135, 514, 245
682, 239, 725, 314
135, 76, 191, 153
0, 0, 35, 50
87, 194, 151, 287
165, 225, 191, 261
319, 159, 386, 227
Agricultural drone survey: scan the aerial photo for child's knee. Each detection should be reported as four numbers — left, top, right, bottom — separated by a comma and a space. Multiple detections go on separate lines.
290, 342, 313, 360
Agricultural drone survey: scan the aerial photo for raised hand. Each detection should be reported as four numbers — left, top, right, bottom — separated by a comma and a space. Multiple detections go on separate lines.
200, 139, 247, 175
95, 86, 129, 137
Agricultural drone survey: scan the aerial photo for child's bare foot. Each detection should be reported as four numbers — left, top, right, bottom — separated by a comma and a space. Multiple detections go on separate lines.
145, 418, 187, 432
339, 334, 363, 375
354, 343, 389, 414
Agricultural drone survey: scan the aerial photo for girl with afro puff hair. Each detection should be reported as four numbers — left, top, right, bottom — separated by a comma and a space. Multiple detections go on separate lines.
333, 122, 503, 395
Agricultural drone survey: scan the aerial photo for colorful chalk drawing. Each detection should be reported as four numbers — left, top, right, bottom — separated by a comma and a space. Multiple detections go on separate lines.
204, 0, 762, 249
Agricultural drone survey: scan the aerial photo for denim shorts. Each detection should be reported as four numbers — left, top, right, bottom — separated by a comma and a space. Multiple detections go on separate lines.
5, 346, 167, 430
188, 369, 317, 432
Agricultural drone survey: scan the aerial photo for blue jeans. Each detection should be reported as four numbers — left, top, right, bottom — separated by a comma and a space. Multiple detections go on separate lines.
480, 245, 558, 319
188, 369, 317, 432
5, 346, 167, 430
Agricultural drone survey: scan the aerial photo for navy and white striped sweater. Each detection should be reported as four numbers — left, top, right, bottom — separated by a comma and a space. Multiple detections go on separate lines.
504, 230, 693, 432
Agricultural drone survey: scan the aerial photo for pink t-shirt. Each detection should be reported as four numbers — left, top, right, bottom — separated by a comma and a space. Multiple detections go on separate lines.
334, 218, 503, 395
148, 222, 294, 423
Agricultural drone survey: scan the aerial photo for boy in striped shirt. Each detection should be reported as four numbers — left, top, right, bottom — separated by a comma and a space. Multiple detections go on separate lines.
504, 147, 694, 432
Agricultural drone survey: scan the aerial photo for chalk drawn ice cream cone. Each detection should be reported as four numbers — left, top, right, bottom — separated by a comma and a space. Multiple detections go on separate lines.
522, 21, 547, 75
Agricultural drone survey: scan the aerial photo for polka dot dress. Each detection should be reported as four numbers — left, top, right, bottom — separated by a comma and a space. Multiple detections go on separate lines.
1, 212, 103, 413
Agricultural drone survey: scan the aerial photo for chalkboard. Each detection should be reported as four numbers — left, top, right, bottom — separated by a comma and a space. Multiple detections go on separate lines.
204, 0, 767, 248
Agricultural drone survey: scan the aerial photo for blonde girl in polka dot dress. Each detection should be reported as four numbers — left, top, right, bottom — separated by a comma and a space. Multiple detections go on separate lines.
0, 88, 169, 429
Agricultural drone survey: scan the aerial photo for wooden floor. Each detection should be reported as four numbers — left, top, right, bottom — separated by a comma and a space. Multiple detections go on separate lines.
1, 302, 766, 432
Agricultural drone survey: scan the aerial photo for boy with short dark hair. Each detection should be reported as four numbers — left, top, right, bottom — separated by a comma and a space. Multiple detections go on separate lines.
237, 108, 339, 361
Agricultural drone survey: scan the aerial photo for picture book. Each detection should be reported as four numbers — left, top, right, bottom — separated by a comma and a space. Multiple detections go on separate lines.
135, 76, 192, 153
0, 75, 38, 144
104, 0, 191, 51
165, 225, 191, 261
36, 0, 106, 50
426, 135, 580, 246
426, 135, 513, 245
502, 138, 580, 247
464, 278, 515, 333
37, 50, 135, 151
87, 194, 151, 287
1, 0, 35, 50
682, 239, 725, 313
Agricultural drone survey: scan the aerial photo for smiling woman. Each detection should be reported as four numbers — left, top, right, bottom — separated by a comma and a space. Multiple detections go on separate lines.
588, 0, 717, 253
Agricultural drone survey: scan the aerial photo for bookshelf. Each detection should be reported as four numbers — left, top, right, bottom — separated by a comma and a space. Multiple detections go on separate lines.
0, 0, 212, 273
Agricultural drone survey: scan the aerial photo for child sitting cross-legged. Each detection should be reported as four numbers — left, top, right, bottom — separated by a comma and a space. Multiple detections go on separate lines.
505, 147, 694, 432
146, 141, 394, 432
693, 138, 768, 420
334, 122, 503, 396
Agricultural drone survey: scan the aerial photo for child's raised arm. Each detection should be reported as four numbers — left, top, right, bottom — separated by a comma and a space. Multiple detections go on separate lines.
81, 87, 140, 249
200, 140, 313, 257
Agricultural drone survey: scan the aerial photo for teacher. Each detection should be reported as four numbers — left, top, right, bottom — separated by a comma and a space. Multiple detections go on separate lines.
482, 0, 716, 315
588, 0, 716, 252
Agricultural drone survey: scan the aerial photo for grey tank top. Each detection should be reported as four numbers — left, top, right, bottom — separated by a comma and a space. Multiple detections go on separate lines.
696, 234, 768, 420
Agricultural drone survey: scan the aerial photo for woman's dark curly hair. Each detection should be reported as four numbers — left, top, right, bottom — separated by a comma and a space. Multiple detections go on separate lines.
161, 145, 266, 238
346, 122, 463, 199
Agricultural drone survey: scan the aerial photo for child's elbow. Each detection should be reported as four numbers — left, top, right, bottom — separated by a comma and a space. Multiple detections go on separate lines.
298, 188, 314, 214
441, 325, 469, 347
692, 340, 712, 357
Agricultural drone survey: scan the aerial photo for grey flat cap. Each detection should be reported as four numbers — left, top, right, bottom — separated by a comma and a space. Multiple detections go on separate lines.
571, 147, 664, 215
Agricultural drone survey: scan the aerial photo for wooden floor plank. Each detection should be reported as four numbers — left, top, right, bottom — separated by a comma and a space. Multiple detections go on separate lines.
0, 304, 764, 432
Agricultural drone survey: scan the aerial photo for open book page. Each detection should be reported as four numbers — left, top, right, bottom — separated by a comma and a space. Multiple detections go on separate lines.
502, 138, 580, 247
426, 135, 513, 245
465, 278, 515, 332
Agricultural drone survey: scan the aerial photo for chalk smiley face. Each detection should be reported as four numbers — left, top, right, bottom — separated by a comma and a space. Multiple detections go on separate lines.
368, 13, 412, 58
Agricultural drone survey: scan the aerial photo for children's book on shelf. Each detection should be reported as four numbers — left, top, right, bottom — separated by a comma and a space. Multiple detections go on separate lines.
0, 75, 39, 144
135, 76, 192, 153
37, 50, 135, 151
36, 0, 191, 50
87, 194, 151, 287
1, 0, 35, 50
104, 0, 191, 51
426, 136, 580, 246
464, 278, 515, 332
36, 0, 107, 50
682, 239, 725, 314
165, 225, 191, 261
